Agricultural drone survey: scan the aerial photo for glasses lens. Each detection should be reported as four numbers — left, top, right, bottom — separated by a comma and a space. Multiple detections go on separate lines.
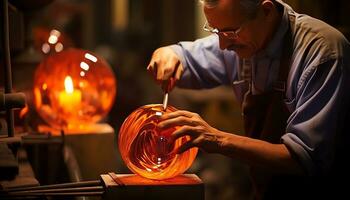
204, 21, 241, 38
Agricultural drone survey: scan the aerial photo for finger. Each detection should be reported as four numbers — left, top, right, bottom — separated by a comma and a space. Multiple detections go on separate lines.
147, 59, 157, 71
155, 62, 165, 81
160, 110, 195, 120
166, 63, 179, 92
176, 140, 196, 154
174, 63, 184, 81
171, 125, 198, 140
161, 60, 179, 91
163, 59, 179, 80
147, 61, 158, 80
158, 115, 194, 129
146, 61, 153, 71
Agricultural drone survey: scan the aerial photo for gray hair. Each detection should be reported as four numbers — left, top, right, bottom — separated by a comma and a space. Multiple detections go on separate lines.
200, 0, 261, 18
199, 0, 219, 8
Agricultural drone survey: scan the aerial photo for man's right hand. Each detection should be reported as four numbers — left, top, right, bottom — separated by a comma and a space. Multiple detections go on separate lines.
147, 46, 184, 92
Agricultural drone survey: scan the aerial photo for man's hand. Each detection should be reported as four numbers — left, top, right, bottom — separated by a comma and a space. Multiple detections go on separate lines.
157, 110, 230, 154
157, 109, 304, 174
147, 47, 184, 92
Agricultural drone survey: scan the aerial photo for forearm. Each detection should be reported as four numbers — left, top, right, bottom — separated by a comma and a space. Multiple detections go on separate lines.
170, 36, 235, 89
219, 131, 304, 175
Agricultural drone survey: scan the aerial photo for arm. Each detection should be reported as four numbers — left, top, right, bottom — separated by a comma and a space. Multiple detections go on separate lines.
158, 110, 303, 175
147, 35, 239, 91
158, 56, 349, 176
282, 57, 350, 175
222, 132, 303, 174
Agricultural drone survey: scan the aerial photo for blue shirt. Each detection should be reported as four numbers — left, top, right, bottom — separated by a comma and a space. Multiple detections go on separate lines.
170, 0, 350, 175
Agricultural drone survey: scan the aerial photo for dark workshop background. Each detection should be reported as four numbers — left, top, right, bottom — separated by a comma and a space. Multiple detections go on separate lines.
1, 0, 349, 200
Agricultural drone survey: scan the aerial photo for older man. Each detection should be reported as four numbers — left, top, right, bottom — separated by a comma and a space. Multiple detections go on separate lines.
147, 0, 350, 199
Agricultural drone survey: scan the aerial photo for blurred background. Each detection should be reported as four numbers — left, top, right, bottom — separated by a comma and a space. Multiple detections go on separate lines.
1, 0, 349, 200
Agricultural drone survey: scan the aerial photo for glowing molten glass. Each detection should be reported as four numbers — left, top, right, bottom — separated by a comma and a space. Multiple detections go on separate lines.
33, 48, 117, 131
118, 104, 198, 180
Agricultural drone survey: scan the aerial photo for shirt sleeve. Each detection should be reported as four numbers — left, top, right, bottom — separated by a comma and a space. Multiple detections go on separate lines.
282, 57, 350, 175
169, 35, 239, 89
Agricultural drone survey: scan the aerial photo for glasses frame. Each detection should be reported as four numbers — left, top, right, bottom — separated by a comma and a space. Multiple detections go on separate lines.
203, 21, 246, 39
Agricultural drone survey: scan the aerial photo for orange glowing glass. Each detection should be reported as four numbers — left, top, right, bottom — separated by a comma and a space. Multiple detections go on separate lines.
118, 104, 198, 180
33, 48, 117, 131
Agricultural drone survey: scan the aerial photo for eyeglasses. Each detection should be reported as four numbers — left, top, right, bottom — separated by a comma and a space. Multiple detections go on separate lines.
203, 21, 245, 39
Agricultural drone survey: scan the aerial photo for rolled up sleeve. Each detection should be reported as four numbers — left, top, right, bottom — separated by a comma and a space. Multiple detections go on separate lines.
169, 35, 239, 89
282, 58, 349, 175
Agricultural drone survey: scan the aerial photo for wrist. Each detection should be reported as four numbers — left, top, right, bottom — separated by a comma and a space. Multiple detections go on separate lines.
216, 130, 236, 156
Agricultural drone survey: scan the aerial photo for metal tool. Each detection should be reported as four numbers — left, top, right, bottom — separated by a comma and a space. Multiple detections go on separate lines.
157, 62, 180, 111
0, 180, 103, 198
162, 92, 168, 111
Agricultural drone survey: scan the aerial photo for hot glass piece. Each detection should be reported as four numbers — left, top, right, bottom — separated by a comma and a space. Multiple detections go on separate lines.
118, 104, 198, 180
33, 48, 117, 131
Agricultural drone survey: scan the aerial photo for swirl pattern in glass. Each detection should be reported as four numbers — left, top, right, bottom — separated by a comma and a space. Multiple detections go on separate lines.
118, 104, 198, 180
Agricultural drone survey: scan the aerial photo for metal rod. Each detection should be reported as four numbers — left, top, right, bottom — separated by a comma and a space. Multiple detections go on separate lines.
162, 92, 168, 110
4, 186, 103, 195
2, 0, 15, 137
3, 180, 101, 192
0, 191, 104, 197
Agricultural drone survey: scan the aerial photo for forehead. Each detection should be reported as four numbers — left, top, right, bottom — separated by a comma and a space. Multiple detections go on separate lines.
203, 0, 245, 28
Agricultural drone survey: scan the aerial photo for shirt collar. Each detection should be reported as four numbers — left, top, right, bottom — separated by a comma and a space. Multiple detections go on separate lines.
256, 0, 290, 59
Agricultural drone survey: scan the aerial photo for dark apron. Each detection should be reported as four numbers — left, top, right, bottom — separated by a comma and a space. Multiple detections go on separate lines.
242, 59, 294, 200
242, 13, 349, 199
242, 16, 301, 200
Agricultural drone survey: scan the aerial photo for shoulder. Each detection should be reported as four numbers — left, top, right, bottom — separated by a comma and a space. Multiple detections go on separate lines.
290, 13, 350, 81
292, 13, 349, 63
286, 13, 350, 102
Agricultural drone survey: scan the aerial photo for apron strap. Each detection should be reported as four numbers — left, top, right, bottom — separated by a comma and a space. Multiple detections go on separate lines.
272, 14, 295, 93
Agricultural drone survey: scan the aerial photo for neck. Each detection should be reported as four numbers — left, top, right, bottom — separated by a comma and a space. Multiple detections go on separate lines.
259, 4, 283, 51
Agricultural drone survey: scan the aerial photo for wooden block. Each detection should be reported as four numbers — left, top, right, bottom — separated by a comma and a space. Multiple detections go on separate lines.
101, 173, 204, 200
37, 124, 122, 181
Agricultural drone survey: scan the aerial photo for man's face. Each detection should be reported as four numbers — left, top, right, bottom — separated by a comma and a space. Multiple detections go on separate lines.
204, 0, 262, 58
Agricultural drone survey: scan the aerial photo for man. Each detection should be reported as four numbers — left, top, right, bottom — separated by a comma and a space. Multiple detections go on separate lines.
147, 0, 350, 199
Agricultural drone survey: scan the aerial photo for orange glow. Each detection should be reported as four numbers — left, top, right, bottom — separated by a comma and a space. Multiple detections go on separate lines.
19, 105, 29, 119
107, 174, 202, 185
33, 48, 117, 131
42, 83, 48, 90
118, 104, 198, 180
64, 76, 74, 93
58, 76, 82, 112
